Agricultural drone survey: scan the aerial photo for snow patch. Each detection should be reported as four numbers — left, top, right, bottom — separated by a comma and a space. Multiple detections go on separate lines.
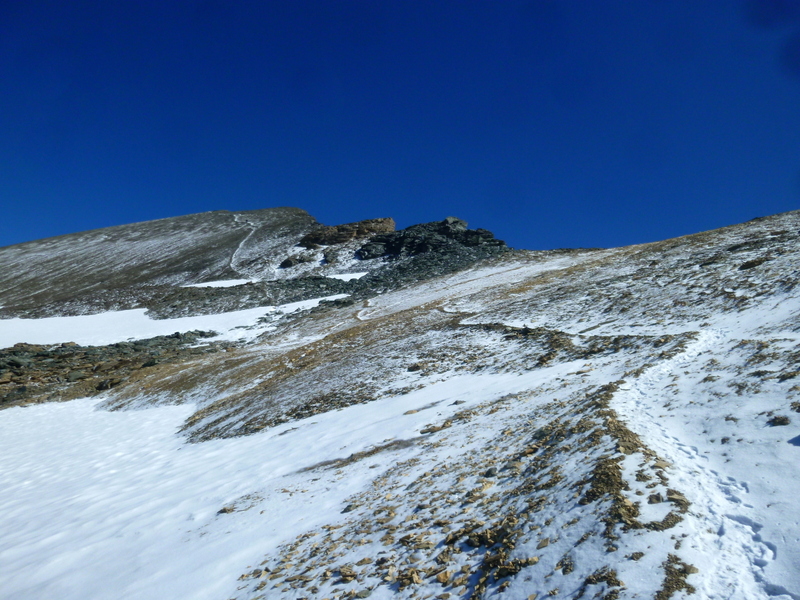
326, 272, 368, 281
181, 279, 257, 288
0, 295, 349, 347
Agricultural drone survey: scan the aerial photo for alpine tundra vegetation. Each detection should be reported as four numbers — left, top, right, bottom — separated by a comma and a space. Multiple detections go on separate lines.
0, 208, 799, 600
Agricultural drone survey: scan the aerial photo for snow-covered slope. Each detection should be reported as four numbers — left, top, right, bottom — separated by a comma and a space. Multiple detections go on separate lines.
1, 210, 799, 600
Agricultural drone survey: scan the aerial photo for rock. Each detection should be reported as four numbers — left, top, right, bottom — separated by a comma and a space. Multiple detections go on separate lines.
665, 490, 689, 510
503, 460, 525, 473
7, 357, 33, 368
356, 217, 507, 261
739, 256, 769, 270
484, 467, 498, 477
279, 254, 315, 269
358, 242, 386, 260
320, 297, 355, 308
299, 218, 396, 248
420, 420, 452, 434
338, 565, 357, 582
96, 378, 122, 391
767, 415, 791, 426
67, 370, 87, 382
440, 216, 468, 232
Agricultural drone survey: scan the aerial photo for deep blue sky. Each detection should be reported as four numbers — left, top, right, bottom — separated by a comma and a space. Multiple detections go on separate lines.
2, 1, 800, 250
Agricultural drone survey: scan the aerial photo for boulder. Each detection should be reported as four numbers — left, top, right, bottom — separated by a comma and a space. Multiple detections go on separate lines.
279, 254, 315, 269
67, 370, 87, 382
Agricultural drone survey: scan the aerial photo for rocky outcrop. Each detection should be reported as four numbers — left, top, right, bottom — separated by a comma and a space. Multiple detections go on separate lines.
356, 216, 507, 260
0, 332, 224, 407
298, 217, 396, 249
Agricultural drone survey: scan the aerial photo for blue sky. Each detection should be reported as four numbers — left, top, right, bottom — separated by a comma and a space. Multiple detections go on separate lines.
1, 1, 799, 250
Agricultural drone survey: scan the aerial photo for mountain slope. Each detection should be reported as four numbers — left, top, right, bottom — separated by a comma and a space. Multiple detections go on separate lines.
0, 209, 798, 600
0, 207, 317, 314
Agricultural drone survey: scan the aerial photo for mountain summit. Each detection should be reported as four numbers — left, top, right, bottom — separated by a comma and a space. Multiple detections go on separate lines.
1, 209, 798, 600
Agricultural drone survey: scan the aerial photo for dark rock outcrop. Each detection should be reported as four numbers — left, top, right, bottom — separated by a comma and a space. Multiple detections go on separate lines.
0, 332, 223, 407
279, 254, 315, 269
298, 217, 396, 249
356, 217, 507, 260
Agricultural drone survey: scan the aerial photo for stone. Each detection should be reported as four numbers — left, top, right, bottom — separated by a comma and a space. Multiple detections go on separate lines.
96, 378, 122, 391
280, 254, 315, 269
67, 370, 87, 382
338, 565, 357, 582
666, 490, 690, 510
355, 217, 507, 261
440, 216, 468, 232
299, 218, 396, 248
7, 357, 33, 368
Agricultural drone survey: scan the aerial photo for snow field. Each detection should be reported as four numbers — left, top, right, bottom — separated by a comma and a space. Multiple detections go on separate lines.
0, 370, 556, 600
